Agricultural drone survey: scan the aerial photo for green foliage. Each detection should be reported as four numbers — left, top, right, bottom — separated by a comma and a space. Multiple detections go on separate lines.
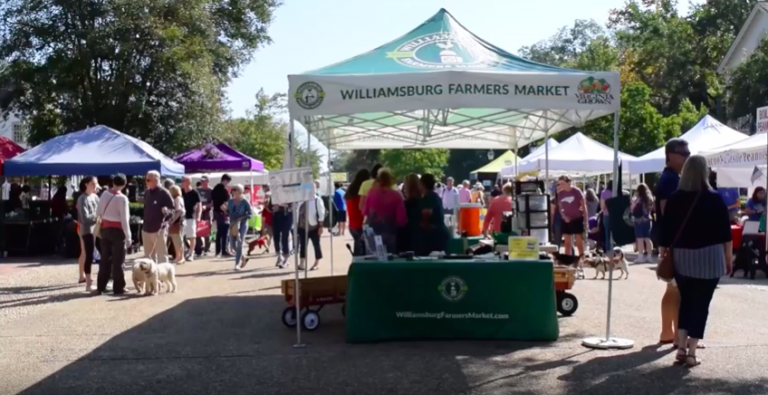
221, 88, 322, 176
0, 0, 280, 154
379, 149, 450, 181
727, 36, 768, 127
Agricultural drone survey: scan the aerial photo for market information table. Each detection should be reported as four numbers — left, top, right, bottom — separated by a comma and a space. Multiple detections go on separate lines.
346, 258, 559, 343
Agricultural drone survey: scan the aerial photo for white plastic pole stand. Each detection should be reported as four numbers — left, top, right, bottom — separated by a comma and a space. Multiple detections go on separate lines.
582, 112, 634, 350
289, 120, 306, 349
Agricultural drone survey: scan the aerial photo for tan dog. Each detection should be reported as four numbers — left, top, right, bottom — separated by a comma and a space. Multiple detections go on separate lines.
132, 258, 156, 294
583, 247, 629, 280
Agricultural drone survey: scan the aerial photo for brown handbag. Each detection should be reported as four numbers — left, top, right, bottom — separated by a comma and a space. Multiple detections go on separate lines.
657, 193, 701, 281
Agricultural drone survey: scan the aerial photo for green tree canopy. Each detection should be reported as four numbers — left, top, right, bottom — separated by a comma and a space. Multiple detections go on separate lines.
0, 0, 279, 153
726, 36, 768, 131
380, 149, 450, 181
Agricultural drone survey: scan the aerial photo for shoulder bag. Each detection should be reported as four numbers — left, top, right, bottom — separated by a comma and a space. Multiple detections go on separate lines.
656, 193, 700, 282
94, 194, 116, 239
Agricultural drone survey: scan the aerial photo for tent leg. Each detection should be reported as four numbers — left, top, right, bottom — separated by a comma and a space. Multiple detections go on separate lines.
327, 143, 334, 277
289, 120, 306, 349
583, 111, 634, 350
304, 128, 310, 280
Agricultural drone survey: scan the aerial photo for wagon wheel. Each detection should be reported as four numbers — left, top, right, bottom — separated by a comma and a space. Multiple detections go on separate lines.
557, 293, 578, 316
301, 310, 321, 331
281, 307, 298, 328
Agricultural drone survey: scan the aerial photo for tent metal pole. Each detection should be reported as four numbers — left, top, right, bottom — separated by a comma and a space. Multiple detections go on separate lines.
582, 110, 634, 350
327, 143, 334, 277
290, 120, 305, 349
304, 128, 310, 280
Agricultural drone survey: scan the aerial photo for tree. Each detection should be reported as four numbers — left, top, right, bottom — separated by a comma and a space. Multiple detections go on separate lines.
726, 36, 768, 131
0, 0, 279, 154
379, 149, 450, 181
222, 89, 322, 176
519, 20, 607, 66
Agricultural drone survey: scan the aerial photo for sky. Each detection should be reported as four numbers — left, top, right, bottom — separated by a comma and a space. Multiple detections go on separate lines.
225, 0, 701, 170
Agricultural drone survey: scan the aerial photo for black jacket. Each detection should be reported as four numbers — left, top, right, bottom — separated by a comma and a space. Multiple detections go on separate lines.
212, 184, 229, 215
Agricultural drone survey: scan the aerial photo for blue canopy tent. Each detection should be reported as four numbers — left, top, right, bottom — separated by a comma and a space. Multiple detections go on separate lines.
4, 125, 184, 176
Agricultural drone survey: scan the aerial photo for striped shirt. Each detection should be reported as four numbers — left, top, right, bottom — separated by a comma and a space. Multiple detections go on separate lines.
673, 244, 726, 279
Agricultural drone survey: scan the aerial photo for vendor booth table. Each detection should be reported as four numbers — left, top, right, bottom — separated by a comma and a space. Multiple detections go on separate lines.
345, 258, 559, 343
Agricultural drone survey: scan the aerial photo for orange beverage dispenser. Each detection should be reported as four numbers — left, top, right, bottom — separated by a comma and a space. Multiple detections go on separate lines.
457, 203, 483, 237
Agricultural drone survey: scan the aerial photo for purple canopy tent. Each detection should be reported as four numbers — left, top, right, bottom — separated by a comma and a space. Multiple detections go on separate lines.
174, 143, 264, 173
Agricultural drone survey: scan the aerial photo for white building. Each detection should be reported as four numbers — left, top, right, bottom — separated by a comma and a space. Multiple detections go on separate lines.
717, 2, 768, 133
0, 112, 27, 148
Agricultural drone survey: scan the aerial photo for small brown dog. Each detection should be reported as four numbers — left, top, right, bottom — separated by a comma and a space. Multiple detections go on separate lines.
583, 247, 629, 280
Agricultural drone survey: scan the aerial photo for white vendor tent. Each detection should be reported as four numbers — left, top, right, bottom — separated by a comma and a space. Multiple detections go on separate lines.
701, 132, 768, 188
284, 8, 627, 348
628, 115, 748, 174
515, 132, 636, 175
499, 138, 559, 177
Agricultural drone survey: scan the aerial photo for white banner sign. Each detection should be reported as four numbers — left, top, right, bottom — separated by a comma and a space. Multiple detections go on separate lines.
706, 148, 768, 168
269, 167, 314, 205
288, 71, 621, 117
757, 106, 768, 134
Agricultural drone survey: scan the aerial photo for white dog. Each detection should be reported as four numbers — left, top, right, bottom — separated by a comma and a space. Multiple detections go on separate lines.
154, 263, 178, 293
132, 258, 155, 294
583, 247, 630, 280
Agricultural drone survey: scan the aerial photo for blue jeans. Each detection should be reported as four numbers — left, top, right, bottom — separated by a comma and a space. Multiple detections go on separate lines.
273, 210, 293, 256
215, 216, 229, 256
230, 219, 248, 266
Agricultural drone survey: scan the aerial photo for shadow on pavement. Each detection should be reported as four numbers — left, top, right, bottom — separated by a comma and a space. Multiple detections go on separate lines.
15, 295, 561, 395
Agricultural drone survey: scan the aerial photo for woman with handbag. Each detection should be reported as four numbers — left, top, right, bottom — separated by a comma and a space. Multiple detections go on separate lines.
168, 186, 187, 264
657, 155, 732, 367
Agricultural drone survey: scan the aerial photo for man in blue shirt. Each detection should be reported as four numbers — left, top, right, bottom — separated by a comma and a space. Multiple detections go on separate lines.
654, 138, 689, 348
717, 187, 740, 223
333, 183, 347, 236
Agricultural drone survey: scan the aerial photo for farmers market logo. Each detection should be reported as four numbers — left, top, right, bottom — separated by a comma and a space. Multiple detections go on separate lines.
386, 33, 495, 69
575, 77, 614, 105
438, 276, 468, 302
295, 81, 325, 110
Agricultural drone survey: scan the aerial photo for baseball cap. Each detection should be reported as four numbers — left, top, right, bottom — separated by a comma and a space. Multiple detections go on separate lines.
200, 175, 209, 182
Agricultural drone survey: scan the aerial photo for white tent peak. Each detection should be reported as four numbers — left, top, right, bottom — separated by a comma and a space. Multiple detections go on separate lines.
628, 115, 748, 174
513, 132, 636, 176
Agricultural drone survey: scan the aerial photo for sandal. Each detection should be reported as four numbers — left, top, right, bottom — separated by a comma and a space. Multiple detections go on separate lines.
674, 349, 687, 364
310, 264, 319, 271
685, 355, 701, 367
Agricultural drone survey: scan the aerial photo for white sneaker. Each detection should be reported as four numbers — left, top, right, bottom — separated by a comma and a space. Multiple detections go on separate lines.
634, 255, 646, 264
106, 281, 113, 292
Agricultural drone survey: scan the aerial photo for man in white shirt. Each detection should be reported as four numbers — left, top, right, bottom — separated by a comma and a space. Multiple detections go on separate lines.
441, 177, 459, 212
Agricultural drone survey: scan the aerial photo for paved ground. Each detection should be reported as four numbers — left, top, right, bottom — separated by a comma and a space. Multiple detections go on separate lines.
2, 235, 768, 395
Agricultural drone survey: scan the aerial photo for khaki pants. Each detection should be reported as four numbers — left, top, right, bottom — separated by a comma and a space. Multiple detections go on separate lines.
142, 230, 168, 263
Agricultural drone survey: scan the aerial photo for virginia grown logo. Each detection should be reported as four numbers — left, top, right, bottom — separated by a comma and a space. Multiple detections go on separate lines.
575, 76, 614, 105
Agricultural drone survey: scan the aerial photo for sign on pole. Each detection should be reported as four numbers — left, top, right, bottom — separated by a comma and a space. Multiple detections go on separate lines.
757, 106, 768, 134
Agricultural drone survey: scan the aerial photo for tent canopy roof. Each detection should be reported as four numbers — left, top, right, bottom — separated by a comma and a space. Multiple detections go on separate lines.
628, 115, 748, 174
174, 143, 264, 173
514, 132, 636, 176
287, 9, 620, 150
702, 130, 767, 168
471, 150, 520, 174
3, 125, 184, 176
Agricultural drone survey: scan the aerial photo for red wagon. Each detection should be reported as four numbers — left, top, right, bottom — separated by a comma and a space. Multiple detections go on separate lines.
553, 267, 578, 316
280, 275, 347, 331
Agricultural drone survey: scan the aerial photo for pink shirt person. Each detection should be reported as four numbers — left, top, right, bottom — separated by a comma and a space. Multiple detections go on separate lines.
458, 185, 471, 203
362, 186, 407, 227
483, 194, 513, 233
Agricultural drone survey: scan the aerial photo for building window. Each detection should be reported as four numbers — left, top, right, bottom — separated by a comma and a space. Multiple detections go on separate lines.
12, 123, 25, 144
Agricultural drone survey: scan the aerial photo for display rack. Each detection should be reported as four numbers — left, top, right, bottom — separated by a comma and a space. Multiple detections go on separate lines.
514, 180, 551, 244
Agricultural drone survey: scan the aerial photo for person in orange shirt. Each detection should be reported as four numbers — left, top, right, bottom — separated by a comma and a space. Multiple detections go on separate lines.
482, 183, 513, 237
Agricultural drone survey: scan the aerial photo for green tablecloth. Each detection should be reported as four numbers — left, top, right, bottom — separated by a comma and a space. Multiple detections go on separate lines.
346, 258, 559, 343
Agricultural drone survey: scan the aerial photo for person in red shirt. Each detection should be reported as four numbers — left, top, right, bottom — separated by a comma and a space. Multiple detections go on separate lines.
483, 183, 513, 237
345, 169, 370, 256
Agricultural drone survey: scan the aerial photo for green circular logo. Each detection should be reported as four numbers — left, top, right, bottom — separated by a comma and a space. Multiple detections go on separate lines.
438, 276, 468, 302
295, 81, 325, 110
387, 34, 495, 69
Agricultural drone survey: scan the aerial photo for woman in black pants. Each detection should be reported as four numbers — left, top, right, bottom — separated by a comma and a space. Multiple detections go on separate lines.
297, 187, 326, 271
95, 174, 131, 295
76, 176, 100, 292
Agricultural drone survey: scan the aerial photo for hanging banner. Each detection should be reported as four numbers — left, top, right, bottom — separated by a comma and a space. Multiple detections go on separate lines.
757, 106, 768, 134
269, 167, 314, 205
331, 172, 348, 183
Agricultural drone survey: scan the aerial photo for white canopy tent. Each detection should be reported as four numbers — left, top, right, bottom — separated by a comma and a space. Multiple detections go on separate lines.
628, 115, 748, 174
514, 132, 636, 176
284, 8, 627, 349
701, 131, 768, 188
499, 138, 559, 178
186, 171, 270, 186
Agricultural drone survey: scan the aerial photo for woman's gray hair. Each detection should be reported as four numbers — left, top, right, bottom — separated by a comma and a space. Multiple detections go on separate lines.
232, 183, 245, 194
678, 155, 712, 192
